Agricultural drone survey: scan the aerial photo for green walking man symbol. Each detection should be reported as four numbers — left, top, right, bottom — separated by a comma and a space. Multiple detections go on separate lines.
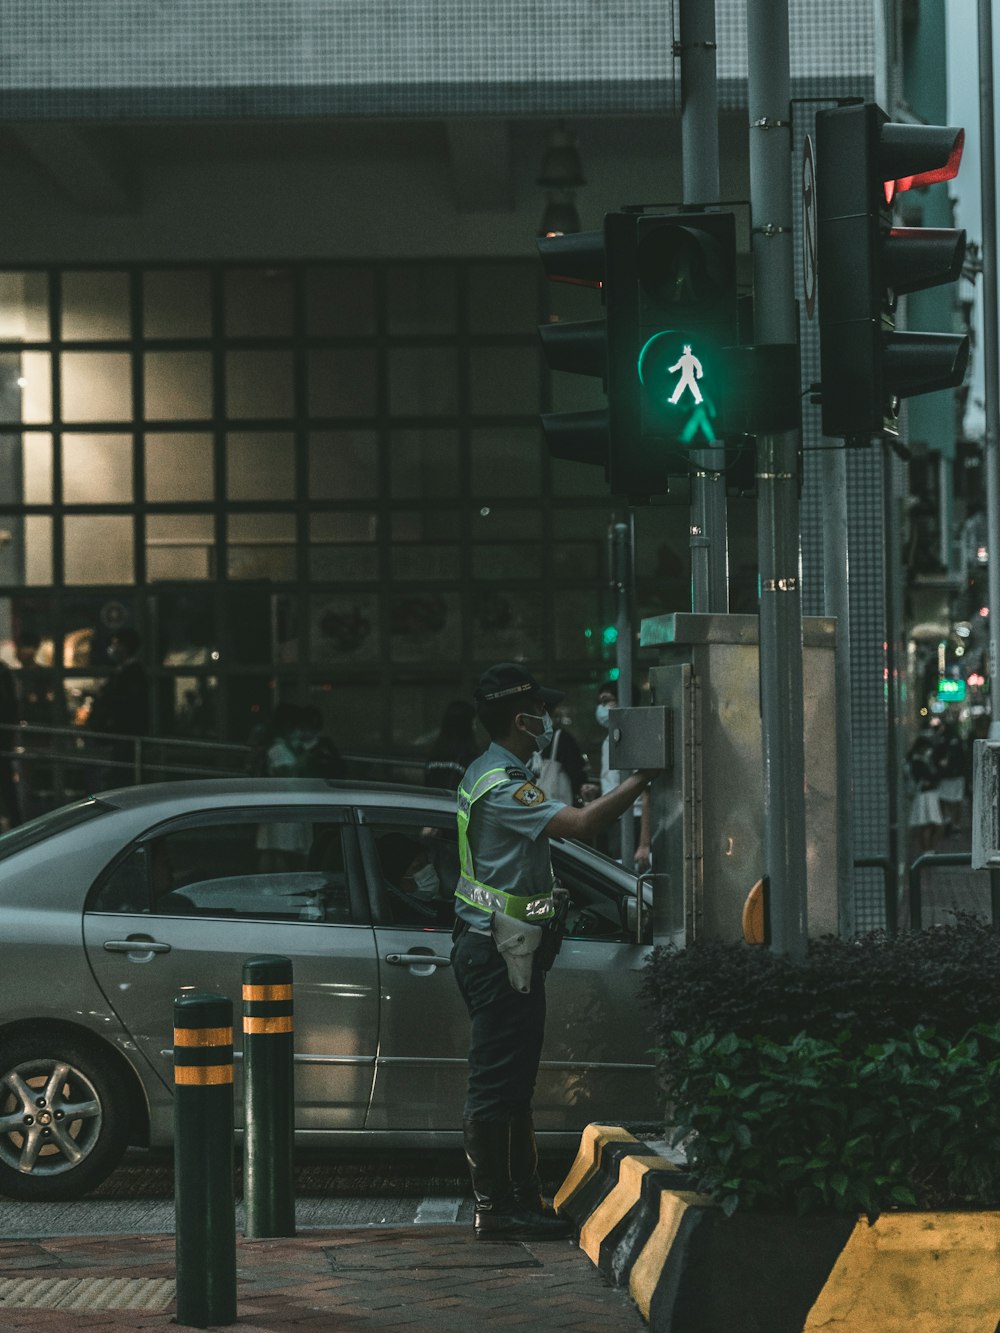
668, 344, 704, 405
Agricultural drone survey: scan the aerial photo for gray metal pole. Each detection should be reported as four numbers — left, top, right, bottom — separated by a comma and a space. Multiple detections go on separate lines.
610, 518, 636, 866
821, 447, 855, 938
679, 0, 728, 613
978, 0, 1000, 741
746, 0, 808, 958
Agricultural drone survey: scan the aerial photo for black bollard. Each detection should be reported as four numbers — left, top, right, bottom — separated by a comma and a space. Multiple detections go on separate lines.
173, 991, 237, 1329
242, 955, 296, 1238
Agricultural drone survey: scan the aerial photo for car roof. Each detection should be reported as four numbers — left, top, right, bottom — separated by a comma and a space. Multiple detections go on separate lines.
95, 777, 458, 812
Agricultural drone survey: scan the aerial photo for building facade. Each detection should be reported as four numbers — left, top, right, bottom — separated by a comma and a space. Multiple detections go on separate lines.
0, 1, 960, 923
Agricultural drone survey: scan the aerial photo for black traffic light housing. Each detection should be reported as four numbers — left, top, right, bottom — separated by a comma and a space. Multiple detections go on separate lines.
816, 101, 969, 440
605, 210, 740, 497
536, 229, 609, 473
538, 209, 799, 501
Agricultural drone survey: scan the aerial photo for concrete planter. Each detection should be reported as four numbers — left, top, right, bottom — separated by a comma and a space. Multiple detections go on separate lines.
556, 1125, 1000, 1333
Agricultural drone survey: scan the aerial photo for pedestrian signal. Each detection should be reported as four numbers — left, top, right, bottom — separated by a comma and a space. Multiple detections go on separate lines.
604, 210, 740, 498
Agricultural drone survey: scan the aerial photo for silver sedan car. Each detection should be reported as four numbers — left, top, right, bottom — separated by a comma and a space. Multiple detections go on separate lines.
0, 778, 657, 1201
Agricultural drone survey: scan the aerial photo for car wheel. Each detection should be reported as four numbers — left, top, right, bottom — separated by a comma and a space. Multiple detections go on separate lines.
0, 1034, 131, 1201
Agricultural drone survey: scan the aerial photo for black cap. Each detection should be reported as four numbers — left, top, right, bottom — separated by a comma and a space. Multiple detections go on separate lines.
475, 662, 564, 711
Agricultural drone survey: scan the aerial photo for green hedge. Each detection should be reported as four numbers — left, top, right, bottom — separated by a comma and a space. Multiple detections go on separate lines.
661, 1024, 1000, 1217
641, 917, 1000, 1053
641, 921, 1000, 1215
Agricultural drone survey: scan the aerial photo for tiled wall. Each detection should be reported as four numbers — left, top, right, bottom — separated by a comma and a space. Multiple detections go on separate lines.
0, 0, 873, 117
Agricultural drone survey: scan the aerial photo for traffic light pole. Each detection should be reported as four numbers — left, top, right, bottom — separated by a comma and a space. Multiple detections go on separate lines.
679, 0, 729, 613
747, 0, 808, 959
609, 518, 636, 866
978, 0, 1000, 741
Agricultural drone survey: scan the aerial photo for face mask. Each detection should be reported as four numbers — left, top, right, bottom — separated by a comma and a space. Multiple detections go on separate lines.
520, 711, 553, 753
595, 703, 612, 729
411, 864, 440, 900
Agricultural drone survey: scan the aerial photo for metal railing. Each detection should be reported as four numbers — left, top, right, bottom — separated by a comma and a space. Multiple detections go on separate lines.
2, 722, 431, 817
908, 850, 1000, 930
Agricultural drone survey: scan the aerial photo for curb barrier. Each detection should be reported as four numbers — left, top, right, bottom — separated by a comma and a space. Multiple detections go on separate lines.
803, 1211, 1000, 1333
555, 1125, 689, 1231
580, 1152, 688, 1265
601, 1157, 701, 1290
558, 1124, 1000, 1332
173, 991, 237, 1329
242, 955, 296, 1239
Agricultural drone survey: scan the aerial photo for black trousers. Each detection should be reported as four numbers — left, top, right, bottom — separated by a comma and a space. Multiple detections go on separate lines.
451, 925, 546, 1122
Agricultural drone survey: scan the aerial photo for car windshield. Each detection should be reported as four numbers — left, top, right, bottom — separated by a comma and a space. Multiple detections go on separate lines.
0, 797, 110, 862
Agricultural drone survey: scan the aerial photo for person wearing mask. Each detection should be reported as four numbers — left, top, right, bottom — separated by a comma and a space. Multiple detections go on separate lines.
452, 661, 660, 1241
529, 702, 590, 806
591, 679, 651, 871
375, 830, 448, 923
425, 699, 481, 791
255, 702, 310, 871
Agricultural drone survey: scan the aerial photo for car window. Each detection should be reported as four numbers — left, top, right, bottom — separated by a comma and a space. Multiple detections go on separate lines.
363, 817, 459, 929
0, 797, 109, 862
91, 817, 354, 923
551, 846, 627, 941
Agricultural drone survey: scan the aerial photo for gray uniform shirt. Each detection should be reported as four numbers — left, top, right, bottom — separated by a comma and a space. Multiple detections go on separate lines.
455, 740, 567, 926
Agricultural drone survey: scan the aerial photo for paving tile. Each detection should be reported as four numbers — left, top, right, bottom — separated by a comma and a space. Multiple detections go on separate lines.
0, 1227, 646, 1331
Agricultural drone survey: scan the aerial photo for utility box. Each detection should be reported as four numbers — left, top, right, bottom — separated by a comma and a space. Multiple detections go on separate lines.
626, 612, 839, 947
971, 739, 1000, 868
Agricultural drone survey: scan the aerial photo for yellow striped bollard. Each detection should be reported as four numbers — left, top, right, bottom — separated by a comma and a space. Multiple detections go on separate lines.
242, 955, 296, 1238
173, 991, 237, 1329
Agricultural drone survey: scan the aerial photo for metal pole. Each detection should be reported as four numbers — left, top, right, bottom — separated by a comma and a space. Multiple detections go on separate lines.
978, 0, 1000, 741
173, 992, 237, 1329
822, 446, 855, 938
610, 518, 636, 866
746, 0, 808, 959
679, 0, 728, 613
242, 955, 296, 1239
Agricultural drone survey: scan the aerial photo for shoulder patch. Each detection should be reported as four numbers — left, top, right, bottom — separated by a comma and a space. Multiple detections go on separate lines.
512, 781, 545, 807
505, 765, 529, 781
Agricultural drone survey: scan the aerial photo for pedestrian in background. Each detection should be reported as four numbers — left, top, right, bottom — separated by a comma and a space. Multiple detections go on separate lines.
298, 703, 347, 780
424, 699, 480, 791
907, 731, 944, 854
452, 661, 659, 1242
935, 720, 966, 837
86, 627, 149, 785
530, 701, 590, 806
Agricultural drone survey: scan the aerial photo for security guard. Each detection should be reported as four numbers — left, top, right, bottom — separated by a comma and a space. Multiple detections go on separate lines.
453, 662, 658, 1240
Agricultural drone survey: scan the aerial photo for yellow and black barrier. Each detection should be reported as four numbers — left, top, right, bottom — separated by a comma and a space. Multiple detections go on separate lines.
173, 991, 237, 1329
558, 1125, 1000, 1331
242, 955, 295, 1239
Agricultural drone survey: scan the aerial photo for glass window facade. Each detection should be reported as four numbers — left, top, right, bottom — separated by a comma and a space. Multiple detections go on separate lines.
0, 260, 685, 760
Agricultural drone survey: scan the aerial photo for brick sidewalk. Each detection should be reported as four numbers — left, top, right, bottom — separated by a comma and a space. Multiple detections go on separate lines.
0, 1225, 645, 1331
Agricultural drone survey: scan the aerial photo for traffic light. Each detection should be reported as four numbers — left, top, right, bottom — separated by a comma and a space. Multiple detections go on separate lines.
816, 101, 969, 439
606, 210, 739, 498
537, 211, 741, 501
536, 230, 609, 475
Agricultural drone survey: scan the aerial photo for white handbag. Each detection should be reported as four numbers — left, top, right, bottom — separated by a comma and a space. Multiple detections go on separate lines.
536, 730, 574, 806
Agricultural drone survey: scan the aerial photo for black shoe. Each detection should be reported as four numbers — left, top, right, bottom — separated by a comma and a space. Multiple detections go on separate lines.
474, 1202, 573, 1241
464, 1117, 573, 1242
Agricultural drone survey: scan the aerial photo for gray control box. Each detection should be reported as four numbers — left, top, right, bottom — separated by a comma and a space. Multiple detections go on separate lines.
972, 739, 1000, 868
606, 705, 672, 771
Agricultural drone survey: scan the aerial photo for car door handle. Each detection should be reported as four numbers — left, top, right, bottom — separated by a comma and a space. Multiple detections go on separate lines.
104, 938, 172, 954
384, 952, 452, 968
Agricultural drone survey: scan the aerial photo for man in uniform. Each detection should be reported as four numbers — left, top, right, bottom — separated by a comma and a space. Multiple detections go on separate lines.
453, 661, 659, 1240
